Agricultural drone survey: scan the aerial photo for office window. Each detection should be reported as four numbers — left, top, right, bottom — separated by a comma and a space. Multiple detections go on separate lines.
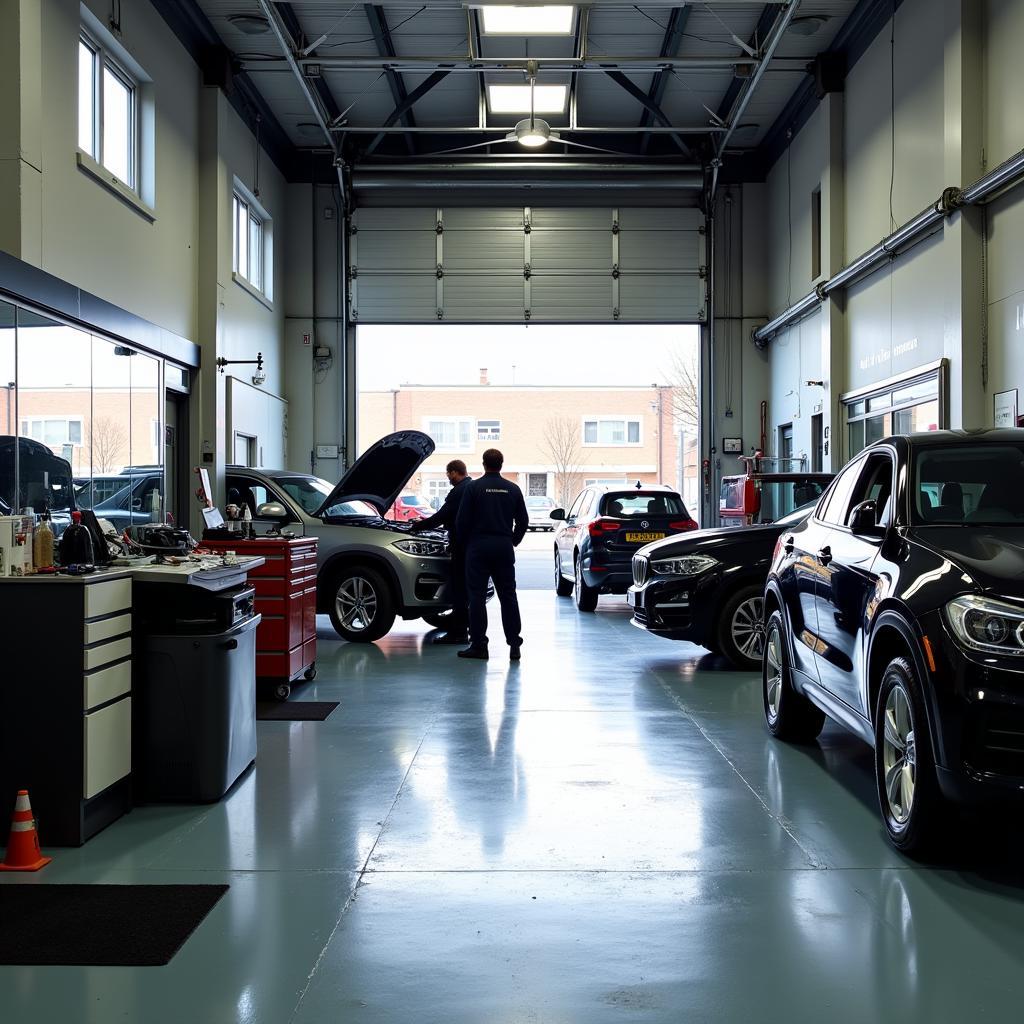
477, 419, 501, 441
583, 418, 641, 446
78, 31, 137, 188
21, 417, 84, 448
845, 370, 942, 458
811, 185, 822, 280
233, 192, 266, 294
426, 418, 473, 451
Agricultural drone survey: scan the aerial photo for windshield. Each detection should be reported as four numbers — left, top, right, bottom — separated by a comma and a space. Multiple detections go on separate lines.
602, 492, 687, 517
275, 475, 334, 515
401, 494, 430, 506
527, 497, 554, 508
775, 501, 818, 527
913, 445, 1024, 525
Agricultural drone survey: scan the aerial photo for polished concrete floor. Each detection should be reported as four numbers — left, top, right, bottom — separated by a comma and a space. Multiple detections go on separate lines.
5, 590, 1024, 1023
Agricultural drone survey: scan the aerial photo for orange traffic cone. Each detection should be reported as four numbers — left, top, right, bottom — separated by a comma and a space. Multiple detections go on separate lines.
0, 790, 52, 871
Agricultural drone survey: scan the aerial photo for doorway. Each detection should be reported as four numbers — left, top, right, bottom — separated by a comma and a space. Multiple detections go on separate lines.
164, 389, 189, 527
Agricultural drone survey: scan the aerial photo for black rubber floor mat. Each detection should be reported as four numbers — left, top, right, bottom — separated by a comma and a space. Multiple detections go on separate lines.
0, 883, 228, 966
257, 701, 338, 721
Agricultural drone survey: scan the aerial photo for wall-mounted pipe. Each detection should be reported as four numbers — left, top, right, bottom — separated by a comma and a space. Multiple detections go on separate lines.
752, 146, 1024, 347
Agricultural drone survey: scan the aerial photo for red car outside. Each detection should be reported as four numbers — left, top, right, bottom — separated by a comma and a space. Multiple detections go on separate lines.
385, 494, 433, 522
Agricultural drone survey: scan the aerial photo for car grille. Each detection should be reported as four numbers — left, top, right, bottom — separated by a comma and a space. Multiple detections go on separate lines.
632, 554, 649, 587
967, 705, 1024, 778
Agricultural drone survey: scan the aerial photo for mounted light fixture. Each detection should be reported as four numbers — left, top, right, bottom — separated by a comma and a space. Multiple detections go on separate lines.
217, 352, 266, 387
788, 14, 830, 36
228, 14, 271, 35
505, 64, 560, 147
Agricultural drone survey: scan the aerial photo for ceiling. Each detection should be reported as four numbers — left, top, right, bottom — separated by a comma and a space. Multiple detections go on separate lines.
170, 0, 869, 185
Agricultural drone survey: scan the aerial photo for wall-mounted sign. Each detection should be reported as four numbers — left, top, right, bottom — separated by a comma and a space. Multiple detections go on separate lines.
722, 437, 743, 454
994, 389, 1018, 428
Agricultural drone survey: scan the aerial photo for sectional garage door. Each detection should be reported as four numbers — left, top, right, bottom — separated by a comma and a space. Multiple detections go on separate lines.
348, 208, 705, 324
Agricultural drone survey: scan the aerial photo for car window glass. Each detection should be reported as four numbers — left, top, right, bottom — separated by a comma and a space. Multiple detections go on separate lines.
819, 459, 863, 526
846, 453, 894, 526
227, 475, 280, 518
277, 476, 333, 515
567, 492, 585, 519
602, 493, 686, 517
914, 444, 1024, 525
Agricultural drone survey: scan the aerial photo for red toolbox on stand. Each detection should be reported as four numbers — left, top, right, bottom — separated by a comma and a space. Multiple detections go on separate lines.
202, 537, 317, 700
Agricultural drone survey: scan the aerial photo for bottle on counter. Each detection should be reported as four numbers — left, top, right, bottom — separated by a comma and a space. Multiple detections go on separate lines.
33, 507, 54, 571
59, 510, 94, 566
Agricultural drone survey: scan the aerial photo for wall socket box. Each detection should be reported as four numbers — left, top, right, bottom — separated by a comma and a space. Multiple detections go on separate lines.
316, 444, 340, 459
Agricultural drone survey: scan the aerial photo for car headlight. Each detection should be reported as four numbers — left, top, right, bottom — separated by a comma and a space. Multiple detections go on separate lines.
650, 555, 718, 577
946, 594, 1024, 656
393, 538, 449, 557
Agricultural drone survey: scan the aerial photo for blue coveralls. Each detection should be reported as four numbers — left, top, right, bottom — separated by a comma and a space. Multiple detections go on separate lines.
455, 472, 528, 649
414, 476, 471, 634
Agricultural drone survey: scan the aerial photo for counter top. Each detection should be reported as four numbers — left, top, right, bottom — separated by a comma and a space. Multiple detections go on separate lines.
0, 556, 264, 587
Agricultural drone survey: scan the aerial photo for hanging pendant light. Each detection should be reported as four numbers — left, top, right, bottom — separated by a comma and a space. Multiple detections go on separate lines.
506, 67, 560, 148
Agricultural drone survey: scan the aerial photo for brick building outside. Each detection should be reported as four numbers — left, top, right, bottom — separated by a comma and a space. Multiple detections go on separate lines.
359, 371, 699, 514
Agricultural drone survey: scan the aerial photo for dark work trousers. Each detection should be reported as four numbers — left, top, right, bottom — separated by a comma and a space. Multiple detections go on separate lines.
465, 536, 523, 648
447, 543, 469, 634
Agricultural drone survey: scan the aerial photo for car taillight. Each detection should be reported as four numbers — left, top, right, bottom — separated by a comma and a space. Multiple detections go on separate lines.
588, 518, 622, 538
669, 519, 699, 531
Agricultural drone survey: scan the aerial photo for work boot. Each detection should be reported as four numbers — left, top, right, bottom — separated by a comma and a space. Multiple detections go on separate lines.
509, 643, 522, 661
457, 646, 489, 660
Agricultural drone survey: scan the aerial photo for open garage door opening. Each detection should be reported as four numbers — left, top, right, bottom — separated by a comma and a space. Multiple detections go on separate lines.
356, 324, 701, 523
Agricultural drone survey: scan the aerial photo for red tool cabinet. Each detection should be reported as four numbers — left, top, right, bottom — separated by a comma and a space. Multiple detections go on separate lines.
202, 536, 317, 700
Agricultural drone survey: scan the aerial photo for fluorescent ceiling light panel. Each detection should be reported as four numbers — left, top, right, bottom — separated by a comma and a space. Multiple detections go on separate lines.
479, 6, 575, 35
488, 84, 567, 113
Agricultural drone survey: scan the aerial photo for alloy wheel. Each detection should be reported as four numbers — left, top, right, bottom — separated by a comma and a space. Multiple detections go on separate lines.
336, 575, 378, 633
765, 623, 783, 724
882, 684, 916, 824
732, 596, 766, 660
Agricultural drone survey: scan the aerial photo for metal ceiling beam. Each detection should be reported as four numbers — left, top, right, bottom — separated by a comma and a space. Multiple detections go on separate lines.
247, 54, 762, 72
364, 4, 416, 155
603, 71, 691, 157
713, 0, 800, 190
568, 6, 590, 132
714, 4, 785, 123
334, 125, 722, 134
639, 5, 693, 155
254, 0, 347, 198
363, 71, 454, 156
273, 2, 346, 126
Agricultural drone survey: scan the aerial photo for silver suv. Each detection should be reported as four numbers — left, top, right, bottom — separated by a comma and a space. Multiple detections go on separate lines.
226, 431, 453, 642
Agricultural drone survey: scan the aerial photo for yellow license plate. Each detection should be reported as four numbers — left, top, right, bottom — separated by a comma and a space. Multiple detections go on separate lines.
625, 532, 664, 543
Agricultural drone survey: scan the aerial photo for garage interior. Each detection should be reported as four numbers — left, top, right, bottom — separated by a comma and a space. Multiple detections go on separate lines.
2, 0, 1024, 1019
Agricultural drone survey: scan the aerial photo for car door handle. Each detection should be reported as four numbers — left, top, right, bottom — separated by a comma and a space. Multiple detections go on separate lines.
817, 546, 833, 565
783, 535, 795, 553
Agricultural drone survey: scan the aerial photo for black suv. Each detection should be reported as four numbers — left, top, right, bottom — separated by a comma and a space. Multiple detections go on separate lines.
552, 485, 697, 611
765, 430, 1024, 854
629, 502, 814, 669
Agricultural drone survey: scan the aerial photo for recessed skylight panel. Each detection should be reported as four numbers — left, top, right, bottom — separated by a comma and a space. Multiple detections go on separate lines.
479, 6, 575, 36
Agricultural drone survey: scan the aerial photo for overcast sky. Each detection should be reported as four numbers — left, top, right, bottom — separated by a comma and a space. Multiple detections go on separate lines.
357, 324, 699, 390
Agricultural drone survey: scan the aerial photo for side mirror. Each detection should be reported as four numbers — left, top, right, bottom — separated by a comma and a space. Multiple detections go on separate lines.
549, 508, 566, 521
256, 501, 289, 522
849, 499, 883, 537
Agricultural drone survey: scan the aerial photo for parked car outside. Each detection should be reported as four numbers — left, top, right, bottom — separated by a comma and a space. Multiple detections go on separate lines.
225, 431, 454, 643
90, 472, 163, 532
765, 429, 1024, 855
385, 493, 433, 523
526, 495, 556, 531
628, 502, 816, 669
552, 485, 698, 611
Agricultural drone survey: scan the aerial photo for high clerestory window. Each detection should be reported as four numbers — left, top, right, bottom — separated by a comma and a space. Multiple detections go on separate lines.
78, 32, 138, 190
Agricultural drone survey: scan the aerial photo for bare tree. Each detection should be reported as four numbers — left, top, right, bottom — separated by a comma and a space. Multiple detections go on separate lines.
90, 416, 128, 473
664, 344, 699, 429
541, 416, 584, 507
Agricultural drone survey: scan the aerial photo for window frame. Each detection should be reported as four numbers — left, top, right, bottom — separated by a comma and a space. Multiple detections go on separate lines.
78, 28, 139, 192
232, 181, 274, 305
424, 416, 474, 452
581, 416, 643, 447
20, 416, 85, 448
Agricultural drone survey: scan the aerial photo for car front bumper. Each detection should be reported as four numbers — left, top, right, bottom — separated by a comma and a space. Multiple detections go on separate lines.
626, 570, 721, 641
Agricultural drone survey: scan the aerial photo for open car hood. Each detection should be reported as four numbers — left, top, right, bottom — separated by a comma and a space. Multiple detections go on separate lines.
314, 430, 436, 518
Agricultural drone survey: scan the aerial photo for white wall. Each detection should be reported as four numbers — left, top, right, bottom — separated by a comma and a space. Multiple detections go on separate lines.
754, 0, 1019, 465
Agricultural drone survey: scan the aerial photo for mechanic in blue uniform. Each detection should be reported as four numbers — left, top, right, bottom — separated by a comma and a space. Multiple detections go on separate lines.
411, 459, 471, 645
455, 448, 528, 661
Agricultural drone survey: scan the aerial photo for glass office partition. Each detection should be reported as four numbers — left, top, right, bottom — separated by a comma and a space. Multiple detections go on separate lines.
128, 351, 163, 523
0, 302, 15, 512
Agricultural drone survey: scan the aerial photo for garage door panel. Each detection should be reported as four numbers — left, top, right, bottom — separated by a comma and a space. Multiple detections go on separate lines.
354, 275, 437, 322
619, 276, 704, 321
531, 276, 613, 321
446, 230, 523, 272
445, 276, 524, 321
352, 207, 703, 323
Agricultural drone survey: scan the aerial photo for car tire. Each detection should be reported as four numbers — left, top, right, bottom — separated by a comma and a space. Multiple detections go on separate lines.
874, 656, 945, 857
328, 566, 396, 643
554, 552, 574, 597
574, 555, 599, 612
718, 585, 767, 671
763, 610, 825, 742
